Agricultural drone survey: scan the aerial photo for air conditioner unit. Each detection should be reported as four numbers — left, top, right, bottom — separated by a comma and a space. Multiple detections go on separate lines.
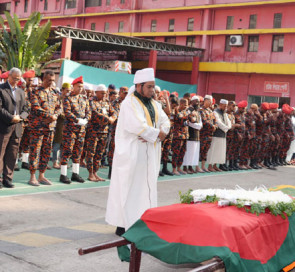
229, 35, 243, 46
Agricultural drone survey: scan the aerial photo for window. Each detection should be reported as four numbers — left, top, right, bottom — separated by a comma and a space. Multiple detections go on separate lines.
118, 21, 124, 32
272, 35, 284, 52
85, 0, 102, 7
165, 37, 176, 44
24, 0, 28, 12
44, 0, 48, 10
120, 0, 125, 3
65, 0, 76, 9
104, 22, 110, 33
0, 3, 11, 14
91, 23, 96, 31
273, 13, 282, 28
168, 19, 175, 32
249, 14, 257, 29
106, 0, 111, 5
186, 36, 195, 47
248, 36, 259, 52
225, 36, 231, 52
226, 16, 234, 29
151, 20, 157, 32
187, 18, 194, 31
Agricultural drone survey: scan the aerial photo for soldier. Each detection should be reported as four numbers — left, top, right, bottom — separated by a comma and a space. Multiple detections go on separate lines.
232, 100, 247, 170
225, 101, 236, 171
259, 102, 276, 169
199, 95, 217, 172
171, 98, 189, 175
108, 86, 128, 178
0, 71, 9, 83
86, 84, 116, 182
59, 76, 91, 184
269, 103, 280, 166
52, 82, 71, 169
19, 70, 35, 170
28, 70, 61, 186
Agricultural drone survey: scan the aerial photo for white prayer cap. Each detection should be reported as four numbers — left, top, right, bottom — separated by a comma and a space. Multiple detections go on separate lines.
133, 68, 155, 84
191, 95, 200, 101
84, 84, 92, 90
204, 94, 213, 102
220, 99, 228, 105
95, 84, 107, 92
155, 85, 161, 92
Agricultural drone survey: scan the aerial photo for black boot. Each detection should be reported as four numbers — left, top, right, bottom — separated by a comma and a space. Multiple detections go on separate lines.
159, 171, 164, 177
228, 160, 233, 171
276, 156, 282, 166
108, 166, 112, 179
271, 157, 278, 167
220, 164, 228, 171
250, 159, 259, 169
71, 173, 85, 183
115, 227, 125, 237
254, 159, 262, 169
264, 158, 270, 167
162, 162, 173, 176
233, 160, 240, 171
279, 157, 284, 166
21, 162, 29, 170
60, 174, 71, 184
283, 157, 288, 165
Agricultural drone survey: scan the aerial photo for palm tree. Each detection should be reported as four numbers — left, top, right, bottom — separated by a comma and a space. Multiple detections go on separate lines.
0, 11, 61, 74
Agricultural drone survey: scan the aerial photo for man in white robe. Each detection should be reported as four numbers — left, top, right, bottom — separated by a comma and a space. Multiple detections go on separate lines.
183, 96, 203, 174
207, 99, 231, 172
105, 68, 170, 235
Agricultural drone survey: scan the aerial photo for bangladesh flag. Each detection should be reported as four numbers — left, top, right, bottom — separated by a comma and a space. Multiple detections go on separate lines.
122, 203, 295, 271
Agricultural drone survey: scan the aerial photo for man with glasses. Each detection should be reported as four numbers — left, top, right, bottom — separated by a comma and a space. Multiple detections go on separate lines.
0, 68, 29, 188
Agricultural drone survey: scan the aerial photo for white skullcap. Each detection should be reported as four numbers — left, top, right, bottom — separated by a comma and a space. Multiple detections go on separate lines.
133, 68, 155, 84
204, 95, 213, 101
95, 84, 107, 92
191, 96, 200, 101
155, 85, 161, 92
220, 99, 228, 105
84, 84, 92, 90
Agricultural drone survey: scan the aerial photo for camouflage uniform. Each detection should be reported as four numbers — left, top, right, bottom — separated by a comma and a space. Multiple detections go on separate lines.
162, 109, 174, 164
269, 113, 280, 159
108, 98, 122, 167
199, 107, 217, 161
239, 111, 256, 165
254, 112, 263, 163
60, 93, 91, 165
28, 87, 61, 172
171, 109, 189, 168
232, 111, 246, 161
86, 97, 116, 172
19, 88, 32, 154
259, 111, 272, 162
226, 112, 235, 161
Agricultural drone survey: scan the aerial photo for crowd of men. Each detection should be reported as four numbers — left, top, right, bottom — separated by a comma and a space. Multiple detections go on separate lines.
0, 67, 294, 189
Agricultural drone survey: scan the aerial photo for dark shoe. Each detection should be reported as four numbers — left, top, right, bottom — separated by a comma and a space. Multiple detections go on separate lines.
162, 163, 174, 176
71, 173, 85, 183
3, 180, 14, 188
108, 166, 112, 179
115, 227, 125, 237
228, 160, 233, 171
21, 162, 29, 170
219, 164, 228, 171
14, 164, 20, 171
0, 182, 2, 189
233, 160, 240, 170
60, 174, 71, 184
250, 160, 259, 169
159, 171, 164, 177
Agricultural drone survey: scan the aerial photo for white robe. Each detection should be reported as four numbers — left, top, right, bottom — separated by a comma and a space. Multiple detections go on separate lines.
287, 116, 295, 161
207, 111, 231, 164
183, 121, 203, 166
105, 93, 170, 230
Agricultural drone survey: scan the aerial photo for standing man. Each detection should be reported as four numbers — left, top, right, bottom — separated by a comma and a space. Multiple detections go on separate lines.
59, 76, 91, 184
106, 68, 170, 235
207, 99, 231, 172
0, 68, 28, 188
182, 96, 203, 174
86, 84, 116, 182
225, 101, 236, 171
199, 95, 217, 172
28, 70, 60, 186
20, 70, 35, 170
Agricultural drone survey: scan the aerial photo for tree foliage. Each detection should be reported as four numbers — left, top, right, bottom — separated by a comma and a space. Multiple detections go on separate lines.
0, 11, 61, 74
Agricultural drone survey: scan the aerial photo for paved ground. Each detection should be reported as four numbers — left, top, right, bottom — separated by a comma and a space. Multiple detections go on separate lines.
0, 165, 295, 272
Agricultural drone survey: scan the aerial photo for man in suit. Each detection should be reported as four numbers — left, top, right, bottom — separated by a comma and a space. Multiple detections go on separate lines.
0, 68, 29, 188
